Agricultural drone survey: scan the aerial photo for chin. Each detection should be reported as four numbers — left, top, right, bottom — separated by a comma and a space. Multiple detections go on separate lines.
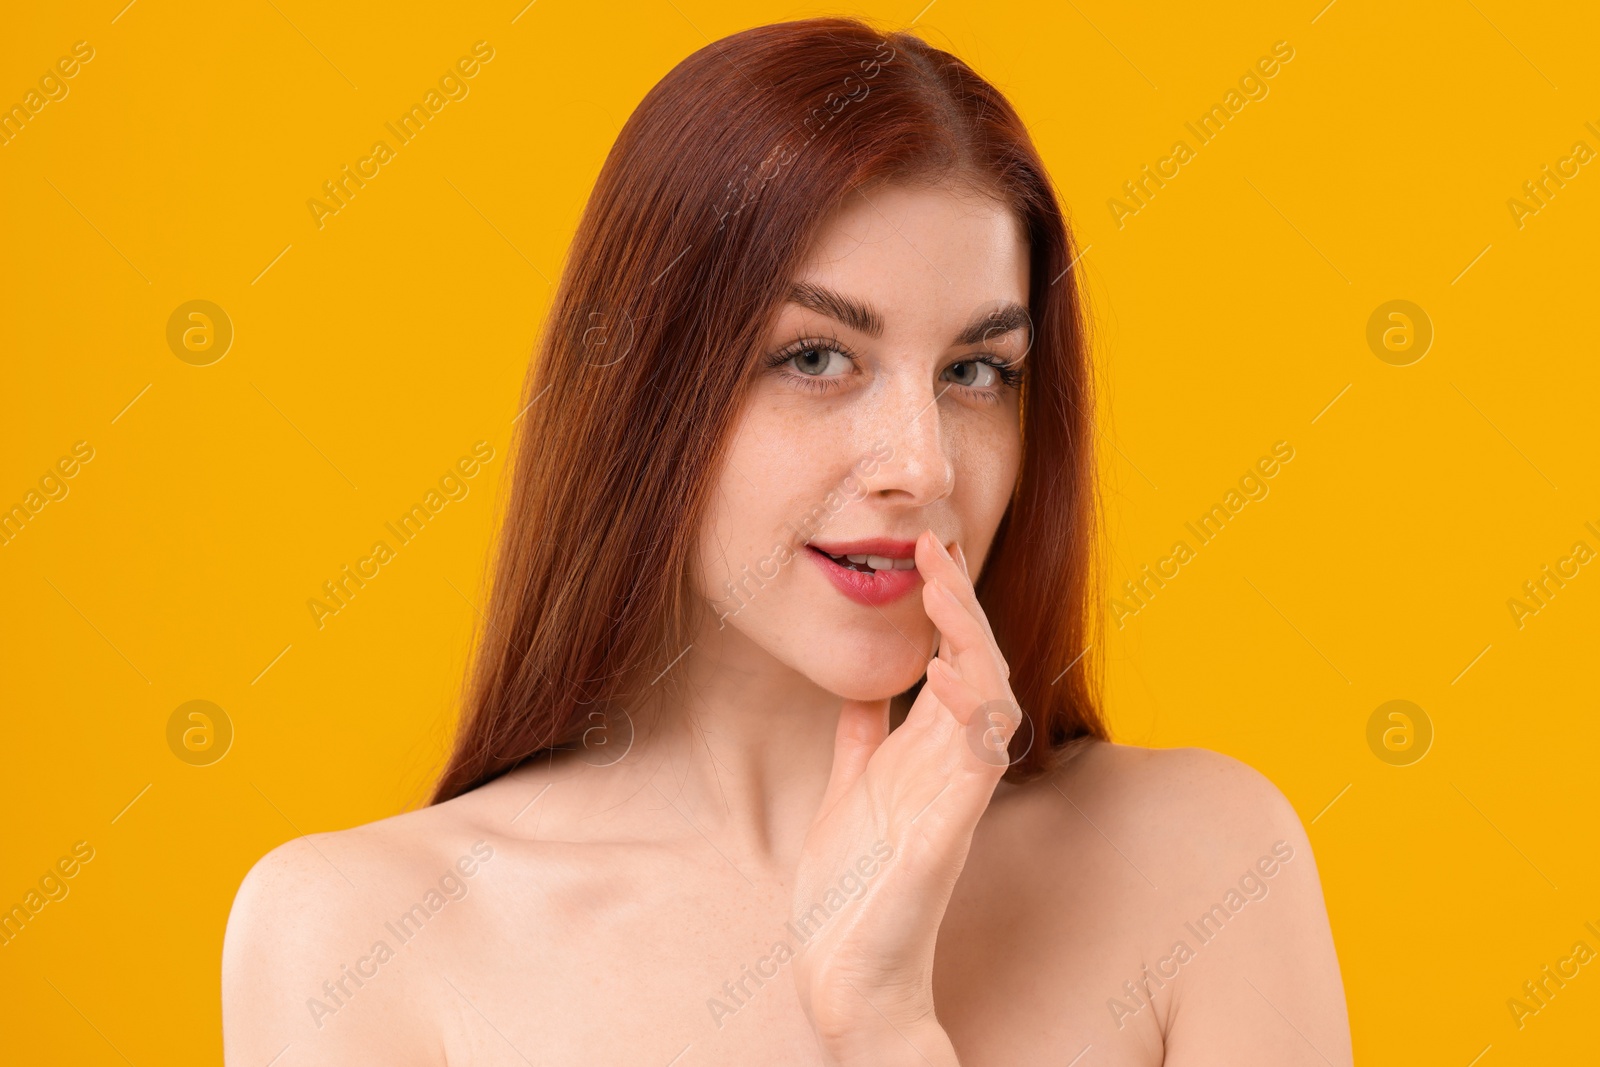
803, 644, 930, 703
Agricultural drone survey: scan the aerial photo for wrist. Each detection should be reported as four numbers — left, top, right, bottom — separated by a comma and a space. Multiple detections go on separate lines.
818, 1013, 959, 1067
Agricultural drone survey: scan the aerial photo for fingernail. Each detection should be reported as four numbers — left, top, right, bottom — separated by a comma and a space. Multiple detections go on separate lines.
931, 532, 952, 561
952, 543, 970, 578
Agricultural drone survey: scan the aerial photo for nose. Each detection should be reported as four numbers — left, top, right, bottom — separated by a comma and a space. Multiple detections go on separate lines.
857, 377, 954, 507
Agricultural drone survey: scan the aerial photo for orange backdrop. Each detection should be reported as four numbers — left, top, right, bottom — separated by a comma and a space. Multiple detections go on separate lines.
2, 0, 1596, 1062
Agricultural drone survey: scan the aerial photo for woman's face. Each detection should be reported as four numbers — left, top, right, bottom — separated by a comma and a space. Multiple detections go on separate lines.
697, 179, 1031, 700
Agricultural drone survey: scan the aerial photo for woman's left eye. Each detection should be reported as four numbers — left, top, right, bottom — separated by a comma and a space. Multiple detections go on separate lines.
944, 359, 999, 389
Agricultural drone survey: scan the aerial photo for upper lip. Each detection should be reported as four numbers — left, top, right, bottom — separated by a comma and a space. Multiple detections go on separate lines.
807, 537, 921, 559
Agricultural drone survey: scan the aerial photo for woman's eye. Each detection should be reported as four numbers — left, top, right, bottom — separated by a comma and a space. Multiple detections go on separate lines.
944, 359, 999, 389
788, 345, 852, 377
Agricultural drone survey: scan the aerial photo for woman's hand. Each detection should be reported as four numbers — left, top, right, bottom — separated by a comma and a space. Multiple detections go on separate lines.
789, 528, 1022, 1066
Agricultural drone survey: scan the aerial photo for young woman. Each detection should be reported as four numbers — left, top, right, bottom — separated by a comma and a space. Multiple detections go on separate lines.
224, 17, 1352, 1066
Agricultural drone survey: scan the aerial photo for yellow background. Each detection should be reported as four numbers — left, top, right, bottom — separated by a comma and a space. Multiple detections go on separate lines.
3, 0, 1596, 1062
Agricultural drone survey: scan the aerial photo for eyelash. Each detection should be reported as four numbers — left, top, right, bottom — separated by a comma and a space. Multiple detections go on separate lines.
763, 334, 1026, 401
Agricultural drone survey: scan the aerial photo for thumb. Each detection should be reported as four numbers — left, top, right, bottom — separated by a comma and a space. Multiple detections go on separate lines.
819, 697, 890, 814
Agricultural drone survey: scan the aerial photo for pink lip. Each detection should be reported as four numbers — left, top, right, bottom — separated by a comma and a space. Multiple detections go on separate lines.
805, 542, 923, 607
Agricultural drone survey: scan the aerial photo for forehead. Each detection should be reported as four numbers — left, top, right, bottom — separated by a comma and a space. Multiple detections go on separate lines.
790, 181, 1030, 332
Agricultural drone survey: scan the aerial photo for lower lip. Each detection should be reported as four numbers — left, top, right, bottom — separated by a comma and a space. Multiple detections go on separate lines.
806, 547, 923, 607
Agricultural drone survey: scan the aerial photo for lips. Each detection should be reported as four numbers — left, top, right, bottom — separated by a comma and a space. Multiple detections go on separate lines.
805, 538, 923, 607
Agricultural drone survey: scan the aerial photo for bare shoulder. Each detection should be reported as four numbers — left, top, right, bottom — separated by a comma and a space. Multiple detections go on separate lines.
1004, 740, 1351, 1064
221, 786, 516, 1066
1045, 740, 1307, 860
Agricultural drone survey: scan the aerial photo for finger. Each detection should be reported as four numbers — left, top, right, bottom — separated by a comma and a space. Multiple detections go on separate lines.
922, 577, 1004, 693
819, 697, 890, 813
924, 656, 982, 726
916, 532, 1005, 679
949, 541, 998, 650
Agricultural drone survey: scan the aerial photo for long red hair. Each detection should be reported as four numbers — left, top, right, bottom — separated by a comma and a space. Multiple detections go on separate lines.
431, 15, 1107, 804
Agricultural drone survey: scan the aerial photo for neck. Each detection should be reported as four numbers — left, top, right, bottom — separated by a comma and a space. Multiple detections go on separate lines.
630, 612, 845, 872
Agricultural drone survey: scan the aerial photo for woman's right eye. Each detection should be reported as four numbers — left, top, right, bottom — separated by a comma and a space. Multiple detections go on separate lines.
784, 345, 853, 377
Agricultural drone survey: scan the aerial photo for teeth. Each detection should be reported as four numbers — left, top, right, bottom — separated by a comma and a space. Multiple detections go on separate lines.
816, 548, 917, 573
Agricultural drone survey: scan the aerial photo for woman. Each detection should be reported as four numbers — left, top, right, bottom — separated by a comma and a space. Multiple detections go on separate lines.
223, 17, 1352, 1065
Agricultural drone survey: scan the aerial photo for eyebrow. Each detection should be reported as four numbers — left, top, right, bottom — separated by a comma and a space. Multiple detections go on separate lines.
786, 282, 1030, 347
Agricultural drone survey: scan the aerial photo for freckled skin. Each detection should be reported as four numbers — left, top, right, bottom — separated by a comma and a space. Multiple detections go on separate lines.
696, 180, 1029, 701
221, 182, 1352, 1067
